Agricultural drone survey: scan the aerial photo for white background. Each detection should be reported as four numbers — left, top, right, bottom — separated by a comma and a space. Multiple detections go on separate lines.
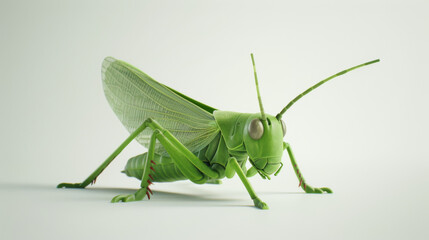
0, 1, 428, 239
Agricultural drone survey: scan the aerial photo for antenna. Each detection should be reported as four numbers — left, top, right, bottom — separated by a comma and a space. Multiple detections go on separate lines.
276, 59, 380, 120
251, 53, 267, 121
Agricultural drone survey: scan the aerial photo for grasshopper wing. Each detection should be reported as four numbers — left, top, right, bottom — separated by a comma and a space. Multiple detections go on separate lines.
102, 57, 220, 156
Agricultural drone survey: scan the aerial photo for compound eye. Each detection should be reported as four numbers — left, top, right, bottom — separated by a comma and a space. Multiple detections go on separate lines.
281, 120, 286, 137
249, 118, 264, 140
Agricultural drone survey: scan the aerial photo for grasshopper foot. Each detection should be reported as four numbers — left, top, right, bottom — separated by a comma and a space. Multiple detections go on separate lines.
57, 183, 84, 188
305, 186, 332, 194
111, 188, 149, 203
111, 194, 136, 203
253, 197, 269, 210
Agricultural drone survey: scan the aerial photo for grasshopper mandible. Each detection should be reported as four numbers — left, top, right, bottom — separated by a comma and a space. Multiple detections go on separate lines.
58, 54, 379, 209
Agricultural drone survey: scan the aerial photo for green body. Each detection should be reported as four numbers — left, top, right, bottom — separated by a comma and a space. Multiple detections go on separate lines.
58, 55, 379, 209
123, 130, 235, 183
123, 111, 283, 184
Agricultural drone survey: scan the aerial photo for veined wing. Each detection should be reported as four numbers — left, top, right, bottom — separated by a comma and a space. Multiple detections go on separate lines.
102, 57, 220, 156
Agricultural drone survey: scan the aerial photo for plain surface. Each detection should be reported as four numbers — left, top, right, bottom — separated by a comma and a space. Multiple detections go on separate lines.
0, 0, 428, 239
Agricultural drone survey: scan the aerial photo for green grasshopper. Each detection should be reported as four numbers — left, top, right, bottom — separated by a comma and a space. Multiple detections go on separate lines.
58, 54, 379, 209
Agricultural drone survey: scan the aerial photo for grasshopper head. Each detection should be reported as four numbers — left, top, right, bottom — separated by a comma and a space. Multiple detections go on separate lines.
244, 114, 286, 177
247, 54, 379, 178
245, 54, 286, 178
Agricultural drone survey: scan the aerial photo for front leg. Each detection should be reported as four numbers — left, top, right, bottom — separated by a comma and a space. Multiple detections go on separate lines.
284, 142, 332, 194
227, 157, 268, 210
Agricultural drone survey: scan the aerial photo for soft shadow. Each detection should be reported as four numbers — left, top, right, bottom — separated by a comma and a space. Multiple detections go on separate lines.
0, 182, 244, 207
87, 187, 240, 203
0, 182, 56, 190
263, 191, 307, 195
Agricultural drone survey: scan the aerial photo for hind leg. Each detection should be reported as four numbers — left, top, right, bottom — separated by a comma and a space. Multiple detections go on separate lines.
57, 120, 152, 189
111, 128, 210, 202
111, 130, 161, 202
